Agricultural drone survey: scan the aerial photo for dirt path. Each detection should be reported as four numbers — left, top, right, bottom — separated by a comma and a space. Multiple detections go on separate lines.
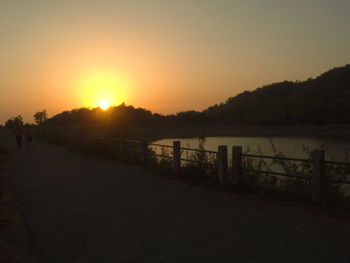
6, 139, 350, 263
0, 137, 32, 263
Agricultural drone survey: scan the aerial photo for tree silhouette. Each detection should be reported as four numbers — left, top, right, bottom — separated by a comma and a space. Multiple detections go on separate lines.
203, 64, 350, 124
33, 110, 48, 125
40, 64, 350, 126
5, 115, 24, 129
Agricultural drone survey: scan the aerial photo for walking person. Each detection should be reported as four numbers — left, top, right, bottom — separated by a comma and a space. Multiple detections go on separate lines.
14, 125, 23, 150
25, 126, 33, 149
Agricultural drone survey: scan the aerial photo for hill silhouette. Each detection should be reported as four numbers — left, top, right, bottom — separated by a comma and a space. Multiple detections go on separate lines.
38, 64, 350, 128
205, 64, 350, 124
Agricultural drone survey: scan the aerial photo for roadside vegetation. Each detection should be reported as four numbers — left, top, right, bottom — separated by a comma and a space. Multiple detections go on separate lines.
242, 141, 350, 211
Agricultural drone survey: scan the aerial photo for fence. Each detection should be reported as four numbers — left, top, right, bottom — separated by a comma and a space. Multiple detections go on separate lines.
67, 135, 350, 204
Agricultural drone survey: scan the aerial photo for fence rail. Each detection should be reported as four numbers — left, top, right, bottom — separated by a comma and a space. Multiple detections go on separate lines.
180, 147, 218, 155
148, 143, 173, 148
66, 134, 350, 204
242, 153, 312, 163
326, 160, 350, 166
241, 168, 311, 180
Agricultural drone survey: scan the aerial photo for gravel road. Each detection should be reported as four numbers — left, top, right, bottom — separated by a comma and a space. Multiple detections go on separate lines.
7, 139, 350, 263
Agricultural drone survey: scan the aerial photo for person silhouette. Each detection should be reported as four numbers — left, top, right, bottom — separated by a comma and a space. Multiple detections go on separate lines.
14, 125, 23, 150
25, 126, 33, 149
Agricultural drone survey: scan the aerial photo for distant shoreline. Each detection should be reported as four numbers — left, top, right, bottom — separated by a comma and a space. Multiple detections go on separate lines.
33, 123, 350, 142
143, 124, 350, 141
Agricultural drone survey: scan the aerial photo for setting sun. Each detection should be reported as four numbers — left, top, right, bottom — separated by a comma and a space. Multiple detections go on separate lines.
98, 100, 110, 110
77, 69, 130, 109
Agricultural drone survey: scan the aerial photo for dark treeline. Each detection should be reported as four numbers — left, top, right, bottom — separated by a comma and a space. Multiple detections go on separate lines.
205, 64, 350, 124
44, 104, 206, 127
42, 64, 350, 127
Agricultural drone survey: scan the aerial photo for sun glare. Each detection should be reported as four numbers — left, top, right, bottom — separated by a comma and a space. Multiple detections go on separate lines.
78, 69, 131, 109
99, 100, 110, 110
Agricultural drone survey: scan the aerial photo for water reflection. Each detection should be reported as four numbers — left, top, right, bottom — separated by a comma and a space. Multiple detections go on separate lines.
153, 137, 350, 161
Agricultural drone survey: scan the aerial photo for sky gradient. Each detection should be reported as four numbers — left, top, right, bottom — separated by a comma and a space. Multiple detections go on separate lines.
1, 0, 350, 123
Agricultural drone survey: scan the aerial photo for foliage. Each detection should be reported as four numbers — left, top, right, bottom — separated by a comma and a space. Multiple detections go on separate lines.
182, 138, 217, 185
33, 110, 48, 125
45, 104, 154, 126
324, 163, 350, 207
157, 146, 173, 169
33, 64, 350, 130
242, 140, 314, 192
4, 64, 350, 132
204, 64, 350, 124
5, 115, 23, 129
242, 139, 350, 208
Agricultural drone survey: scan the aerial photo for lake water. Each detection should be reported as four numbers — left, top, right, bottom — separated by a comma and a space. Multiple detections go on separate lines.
153, 136, 350, 162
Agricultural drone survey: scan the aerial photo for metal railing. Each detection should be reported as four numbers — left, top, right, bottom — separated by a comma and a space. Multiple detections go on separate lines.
241, 153, 350, 183
242, 153, 312, 163
66, 134, 350, 203
325, 161, 350, 185
67, 135, 219, 166
241, 153, 313, 180
149, 142, 218, 167
148, 142, 175, 160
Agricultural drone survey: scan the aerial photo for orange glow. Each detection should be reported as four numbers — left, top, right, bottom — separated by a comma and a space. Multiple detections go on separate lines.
77, 69, 130, 109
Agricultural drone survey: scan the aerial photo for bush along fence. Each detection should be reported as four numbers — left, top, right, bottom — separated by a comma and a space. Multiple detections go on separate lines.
40, 131, 350, 205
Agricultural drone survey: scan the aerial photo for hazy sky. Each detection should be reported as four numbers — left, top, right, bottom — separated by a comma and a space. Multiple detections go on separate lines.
1, 0, 350, 123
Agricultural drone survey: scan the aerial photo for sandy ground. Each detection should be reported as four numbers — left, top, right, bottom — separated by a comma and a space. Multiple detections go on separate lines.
6, 139, 350, 263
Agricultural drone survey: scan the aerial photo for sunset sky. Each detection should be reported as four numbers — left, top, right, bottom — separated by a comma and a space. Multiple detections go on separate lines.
1, 0, 350, 123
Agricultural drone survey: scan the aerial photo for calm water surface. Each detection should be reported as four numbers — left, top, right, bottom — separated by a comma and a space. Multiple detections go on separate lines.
153, 137, 350, 161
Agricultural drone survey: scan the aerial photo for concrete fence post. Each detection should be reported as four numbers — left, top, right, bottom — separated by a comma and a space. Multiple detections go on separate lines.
232, 146, 243, 186
311, 149, 325, 204
142, 140, 148, 166
218, 145, 228, 185
173, 141, 181, 173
